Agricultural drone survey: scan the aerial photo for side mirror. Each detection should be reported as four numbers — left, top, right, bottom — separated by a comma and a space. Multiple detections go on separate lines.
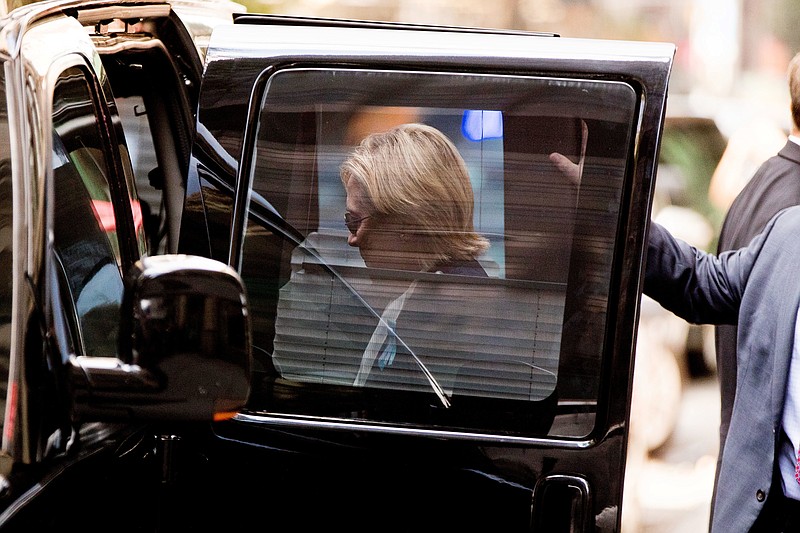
70, 255, 252, 422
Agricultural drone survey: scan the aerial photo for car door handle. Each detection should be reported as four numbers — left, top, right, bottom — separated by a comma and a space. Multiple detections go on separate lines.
531, 474, 591, 533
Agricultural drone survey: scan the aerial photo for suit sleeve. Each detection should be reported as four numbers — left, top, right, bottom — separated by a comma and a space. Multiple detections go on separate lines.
643, 220, 765, 325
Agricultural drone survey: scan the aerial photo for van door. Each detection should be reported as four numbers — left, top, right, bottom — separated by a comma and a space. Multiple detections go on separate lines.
180, 16, 674, 532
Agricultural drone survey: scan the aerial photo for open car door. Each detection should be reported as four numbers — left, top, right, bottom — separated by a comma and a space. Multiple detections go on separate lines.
179, 15, 674, 532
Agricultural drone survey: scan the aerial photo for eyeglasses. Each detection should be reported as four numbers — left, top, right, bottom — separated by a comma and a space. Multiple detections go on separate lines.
344, 213, 371, 235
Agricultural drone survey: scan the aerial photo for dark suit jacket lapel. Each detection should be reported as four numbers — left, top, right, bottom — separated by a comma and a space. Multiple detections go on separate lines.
778, 139, 800, 166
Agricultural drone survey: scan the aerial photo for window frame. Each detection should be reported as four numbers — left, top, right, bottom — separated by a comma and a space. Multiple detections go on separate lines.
0, 62, 13, 447
233, 63, 643, 439
48, 63, 141, 358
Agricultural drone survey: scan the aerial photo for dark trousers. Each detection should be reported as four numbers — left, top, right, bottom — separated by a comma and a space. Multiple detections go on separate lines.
750, 482, 800, 532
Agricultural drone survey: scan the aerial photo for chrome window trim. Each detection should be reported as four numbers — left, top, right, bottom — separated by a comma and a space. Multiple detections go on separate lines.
233, 411, 597, 448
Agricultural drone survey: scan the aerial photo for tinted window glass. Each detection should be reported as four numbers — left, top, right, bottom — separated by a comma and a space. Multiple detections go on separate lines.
106, 92, 147, 258
239, 68, 637, 437
51, 67, 124, 357
114, 94, 163, 255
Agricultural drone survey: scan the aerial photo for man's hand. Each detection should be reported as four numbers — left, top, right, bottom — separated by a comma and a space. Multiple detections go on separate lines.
549, 152, 582, 187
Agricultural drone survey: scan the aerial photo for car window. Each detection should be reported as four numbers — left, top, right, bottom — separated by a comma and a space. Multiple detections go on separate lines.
51, 66, 126, 357
104, 91, 148, 259
113, 94, 164, 254
238, 67, 637, 437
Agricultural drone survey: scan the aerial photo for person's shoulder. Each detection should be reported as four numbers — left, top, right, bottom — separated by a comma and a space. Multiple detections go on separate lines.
779, 138, 800, 163
435, 258, 488, 277
776, 204, 800, 218
738, 147, 800, 192
744, 205, 800, 261
766, 205, 800, 233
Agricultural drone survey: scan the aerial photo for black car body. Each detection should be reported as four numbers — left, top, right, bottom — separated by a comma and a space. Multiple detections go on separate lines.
0, 1, 674, 531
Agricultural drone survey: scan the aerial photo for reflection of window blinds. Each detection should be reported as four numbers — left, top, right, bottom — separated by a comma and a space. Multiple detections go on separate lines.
272, 246, 564, 402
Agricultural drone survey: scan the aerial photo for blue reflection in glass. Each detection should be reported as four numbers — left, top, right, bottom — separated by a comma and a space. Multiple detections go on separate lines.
461, 110, 504, 141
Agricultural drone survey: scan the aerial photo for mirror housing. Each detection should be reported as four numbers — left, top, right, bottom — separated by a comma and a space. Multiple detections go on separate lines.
70, 255, 252, 422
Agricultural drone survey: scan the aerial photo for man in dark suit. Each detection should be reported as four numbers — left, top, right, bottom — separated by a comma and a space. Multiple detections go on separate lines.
646, 206, 800, 532
714, 51, 800, 518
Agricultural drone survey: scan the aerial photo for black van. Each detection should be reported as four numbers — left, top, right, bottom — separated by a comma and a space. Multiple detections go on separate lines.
0, 1, 673, 531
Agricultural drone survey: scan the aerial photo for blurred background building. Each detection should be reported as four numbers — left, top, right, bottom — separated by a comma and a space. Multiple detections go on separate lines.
242, 0, 794, 119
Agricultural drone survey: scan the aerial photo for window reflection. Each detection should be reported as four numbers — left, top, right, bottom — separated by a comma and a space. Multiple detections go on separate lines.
51, 67, 124, 357
241, 68, 637, 437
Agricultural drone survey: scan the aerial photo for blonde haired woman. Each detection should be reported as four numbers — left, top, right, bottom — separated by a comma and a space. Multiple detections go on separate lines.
340, 123, 490, 388
340, 123, 489, 275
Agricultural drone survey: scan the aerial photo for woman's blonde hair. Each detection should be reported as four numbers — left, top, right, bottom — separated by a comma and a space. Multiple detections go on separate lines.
340, 123, 489, 268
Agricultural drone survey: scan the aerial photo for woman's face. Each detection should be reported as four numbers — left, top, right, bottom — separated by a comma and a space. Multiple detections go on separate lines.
344, 178, 419, 270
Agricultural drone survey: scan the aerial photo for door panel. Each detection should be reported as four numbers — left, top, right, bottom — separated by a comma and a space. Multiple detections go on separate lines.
184, 18, 675, 532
